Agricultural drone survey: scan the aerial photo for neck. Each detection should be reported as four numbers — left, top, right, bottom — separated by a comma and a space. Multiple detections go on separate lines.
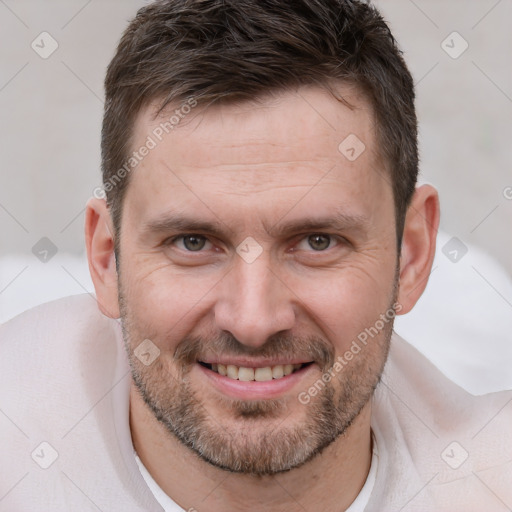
130, 385, 373, 512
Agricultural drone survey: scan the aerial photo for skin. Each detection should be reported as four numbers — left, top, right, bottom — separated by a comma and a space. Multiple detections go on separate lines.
86, 84, 439, 512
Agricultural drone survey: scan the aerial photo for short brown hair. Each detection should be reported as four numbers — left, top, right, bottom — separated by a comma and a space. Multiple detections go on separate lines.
102, 0, 418, 248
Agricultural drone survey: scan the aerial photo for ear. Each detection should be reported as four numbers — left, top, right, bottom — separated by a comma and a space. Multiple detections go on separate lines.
85, 197, 120, 319
397, 184, 440, 315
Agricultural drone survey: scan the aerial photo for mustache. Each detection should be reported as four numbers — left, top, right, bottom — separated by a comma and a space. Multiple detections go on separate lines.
173, 331, 335, 372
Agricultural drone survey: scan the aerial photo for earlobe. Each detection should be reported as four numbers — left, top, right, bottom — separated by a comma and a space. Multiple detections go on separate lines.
85, 197, 120, 319
397, 185, 440, 315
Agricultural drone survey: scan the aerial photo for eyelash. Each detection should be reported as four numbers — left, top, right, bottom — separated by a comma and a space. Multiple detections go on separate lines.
163, 233, 345, 254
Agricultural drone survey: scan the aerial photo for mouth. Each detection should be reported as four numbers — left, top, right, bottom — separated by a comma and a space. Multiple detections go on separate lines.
196, 359, 317, 400
198, 361, 314, 381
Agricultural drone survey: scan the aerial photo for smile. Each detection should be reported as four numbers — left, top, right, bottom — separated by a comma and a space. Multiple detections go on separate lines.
198, 362, 313, 381
196, 360, 317, 400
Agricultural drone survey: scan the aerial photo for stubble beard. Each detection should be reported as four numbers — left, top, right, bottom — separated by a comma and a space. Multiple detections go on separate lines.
120, 283, 396, 476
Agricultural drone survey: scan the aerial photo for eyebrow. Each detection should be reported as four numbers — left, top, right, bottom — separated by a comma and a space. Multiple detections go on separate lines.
143, 209, 369, 239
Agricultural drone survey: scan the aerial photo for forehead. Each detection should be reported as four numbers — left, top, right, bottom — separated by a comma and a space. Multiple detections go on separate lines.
136, 84, 376, 168
124, 84, 390, 229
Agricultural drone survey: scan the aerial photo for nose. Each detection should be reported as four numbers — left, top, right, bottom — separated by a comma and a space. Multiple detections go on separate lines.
214, 254, 296, 348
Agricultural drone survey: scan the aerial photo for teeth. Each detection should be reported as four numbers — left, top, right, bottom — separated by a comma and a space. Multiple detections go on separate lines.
271, 365, 284, 379
254, 367, 273, 381
238, 367, 254, 381
227, 364, 239, 379
206, 362, 305, 381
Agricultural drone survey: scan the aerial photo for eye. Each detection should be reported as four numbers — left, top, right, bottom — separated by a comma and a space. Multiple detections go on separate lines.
295, 234, 341, 252
166, 234, 213, 252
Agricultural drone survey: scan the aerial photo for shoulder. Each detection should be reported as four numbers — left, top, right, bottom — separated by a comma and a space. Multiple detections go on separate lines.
0, 293, 117, 347
0, 295, 123, 398
0, 294, 125, 427
0, 293, 124, 406
380, 333, 512, 432
370, 333, 512, 510
0, 296, 154, 509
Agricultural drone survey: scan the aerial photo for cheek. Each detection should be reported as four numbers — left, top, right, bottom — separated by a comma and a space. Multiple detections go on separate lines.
292, 263, 395, 348
120, 261, 218, 339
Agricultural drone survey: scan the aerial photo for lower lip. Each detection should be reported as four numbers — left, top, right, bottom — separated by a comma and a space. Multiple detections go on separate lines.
197, 363, 316, 400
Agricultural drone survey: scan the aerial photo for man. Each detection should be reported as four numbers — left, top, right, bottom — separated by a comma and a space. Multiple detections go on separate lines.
0, 0, 510, 510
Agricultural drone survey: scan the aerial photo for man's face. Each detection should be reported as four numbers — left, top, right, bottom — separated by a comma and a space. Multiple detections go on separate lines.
118, 85, 398, 475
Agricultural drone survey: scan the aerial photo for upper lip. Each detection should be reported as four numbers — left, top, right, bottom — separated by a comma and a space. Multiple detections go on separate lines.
198, 358, 313, 368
